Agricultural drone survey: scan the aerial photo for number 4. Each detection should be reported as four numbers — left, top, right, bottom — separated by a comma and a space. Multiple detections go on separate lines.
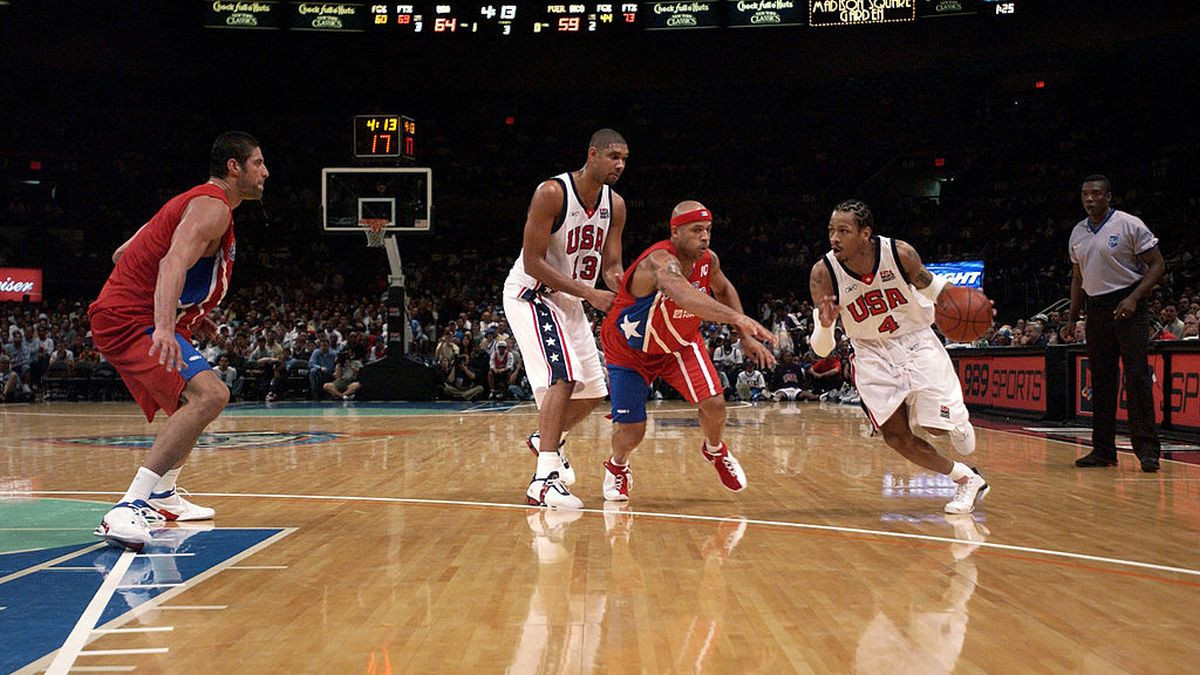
878, 316, 899, 334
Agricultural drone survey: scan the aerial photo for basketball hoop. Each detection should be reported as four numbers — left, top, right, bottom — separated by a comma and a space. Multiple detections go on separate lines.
359, 218, 389, 247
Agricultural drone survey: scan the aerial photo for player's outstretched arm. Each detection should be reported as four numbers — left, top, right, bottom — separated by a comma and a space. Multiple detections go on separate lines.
710, 251, 775, 367
601, 192, 626, 292
808, 260, 839, 358
644, 250, 774, 348
148, 196, 229, 371
520, 180, 615, 312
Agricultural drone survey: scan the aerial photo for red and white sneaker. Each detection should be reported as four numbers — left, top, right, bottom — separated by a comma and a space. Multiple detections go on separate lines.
147, 487, 215, 521
527, 431, 575, 486
93, 500, 166, 551
702, 442, 747, 492
602, 459, 633, 502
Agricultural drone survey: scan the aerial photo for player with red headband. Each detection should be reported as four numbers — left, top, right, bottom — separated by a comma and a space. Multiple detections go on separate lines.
599, 201, 776, 502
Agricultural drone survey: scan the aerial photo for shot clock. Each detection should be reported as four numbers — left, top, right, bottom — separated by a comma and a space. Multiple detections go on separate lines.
353, 115, 416, 160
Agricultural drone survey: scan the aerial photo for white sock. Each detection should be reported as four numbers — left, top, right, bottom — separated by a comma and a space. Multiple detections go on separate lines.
121, 467, 163, 504
535, 451, 561, 478
153, 468, 182, 495
948, 462, 972, 483
609, 456, 628, 467
704, 440, 724, 455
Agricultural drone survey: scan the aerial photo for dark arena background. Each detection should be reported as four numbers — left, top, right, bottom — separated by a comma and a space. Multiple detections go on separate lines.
2, 1, 1200, 673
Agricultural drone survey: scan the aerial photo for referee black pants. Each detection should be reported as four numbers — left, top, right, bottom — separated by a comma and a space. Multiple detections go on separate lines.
1085, 289, 1161, 460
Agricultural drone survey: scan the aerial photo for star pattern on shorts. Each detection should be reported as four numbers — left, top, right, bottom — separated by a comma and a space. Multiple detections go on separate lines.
545, 337, 556, 346
549, 354, 560, 362
543, 322, 555, 332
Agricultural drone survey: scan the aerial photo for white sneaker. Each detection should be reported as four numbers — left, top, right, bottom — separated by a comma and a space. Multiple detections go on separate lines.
148, 487, 215, 521
526, 471, 583, 509
602, 459, 633, 501
527, 432, 575, 486
94, 500, 166, 551
950, 422, 976, 455
944, 468, 989, 514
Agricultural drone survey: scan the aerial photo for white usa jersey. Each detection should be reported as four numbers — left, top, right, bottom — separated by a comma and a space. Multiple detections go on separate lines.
824, 236, 935, 343
504, 172, 611, 300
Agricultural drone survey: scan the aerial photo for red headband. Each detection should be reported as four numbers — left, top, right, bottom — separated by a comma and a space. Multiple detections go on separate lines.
670, 208, 712, 227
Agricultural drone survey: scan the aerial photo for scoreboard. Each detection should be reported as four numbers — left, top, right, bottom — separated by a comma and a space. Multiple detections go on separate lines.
204, 1, 1019, 33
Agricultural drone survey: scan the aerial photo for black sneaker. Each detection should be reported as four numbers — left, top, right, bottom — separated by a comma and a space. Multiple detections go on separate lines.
1075, 452, 1118, 468
1139, 456, 1160, 473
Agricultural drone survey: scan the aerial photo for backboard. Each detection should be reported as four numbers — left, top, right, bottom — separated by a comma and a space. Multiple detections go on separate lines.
321, 167, 432, 233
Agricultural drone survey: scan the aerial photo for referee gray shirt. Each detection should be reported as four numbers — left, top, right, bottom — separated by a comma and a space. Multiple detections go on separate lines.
1068, 209, 1159, 297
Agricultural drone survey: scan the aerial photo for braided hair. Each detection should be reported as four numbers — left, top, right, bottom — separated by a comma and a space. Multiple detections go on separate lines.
834, 199, 874, 231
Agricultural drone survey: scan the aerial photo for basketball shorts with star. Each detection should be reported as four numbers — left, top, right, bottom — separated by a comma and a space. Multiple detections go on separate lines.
604, 335, 722, 424
503, 288, 607, 408
89, 307, 215, 422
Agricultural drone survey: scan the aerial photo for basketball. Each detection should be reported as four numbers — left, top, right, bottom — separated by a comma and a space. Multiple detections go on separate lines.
935, 286, 993, 343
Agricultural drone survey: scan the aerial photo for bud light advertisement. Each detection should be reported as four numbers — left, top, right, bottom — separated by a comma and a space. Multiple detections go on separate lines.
926, 260, 983, 289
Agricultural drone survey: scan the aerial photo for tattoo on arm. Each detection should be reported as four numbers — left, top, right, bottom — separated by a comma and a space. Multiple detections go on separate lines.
664, 260, 683, 277
914, 268, 933, 288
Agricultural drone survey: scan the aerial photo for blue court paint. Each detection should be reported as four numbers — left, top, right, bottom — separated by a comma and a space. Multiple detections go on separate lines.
45, 431, 342, 450
0, 527, 282, 673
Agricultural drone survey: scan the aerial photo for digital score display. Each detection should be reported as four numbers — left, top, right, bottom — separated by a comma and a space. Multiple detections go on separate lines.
727, 0, 804, 27
642, 2, 720, 30
354, 115, 416, 160
209, 0, 1015, 31
529, 3, 640, 33
809, 0, 917, 26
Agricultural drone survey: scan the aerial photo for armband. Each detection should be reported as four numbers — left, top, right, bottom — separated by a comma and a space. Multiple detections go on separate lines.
811, 307, 835, 357
917, 275, 947, 302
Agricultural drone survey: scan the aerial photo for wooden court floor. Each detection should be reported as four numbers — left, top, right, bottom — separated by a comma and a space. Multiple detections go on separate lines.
2, 400, 1198, 674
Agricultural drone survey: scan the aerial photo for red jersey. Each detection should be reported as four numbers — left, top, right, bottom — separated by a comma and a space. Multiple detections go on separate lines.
602, 240, 712, 360
90, 183, 235, 336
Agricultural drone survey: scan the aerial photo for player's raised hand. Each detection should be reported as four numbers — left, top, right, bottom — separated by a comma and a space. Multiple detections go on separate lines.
818, 294, 839, 327
148, 327, 184, 372
733, 315, 776, 345
742, 336, 777, 369
587, 288, 616, 313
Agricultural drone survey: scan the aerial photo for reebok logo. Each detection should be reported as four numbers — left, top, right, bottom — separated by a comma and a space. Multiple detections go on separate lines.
617, 409, 630, 415
188, 355, 203, 361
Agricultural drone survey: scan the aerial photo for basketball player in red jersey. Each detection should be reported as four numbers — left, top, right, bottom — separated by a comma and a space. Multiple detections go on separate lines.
88, 132, 268, 550
808, 200, 990, 514
599, 201, 775, 502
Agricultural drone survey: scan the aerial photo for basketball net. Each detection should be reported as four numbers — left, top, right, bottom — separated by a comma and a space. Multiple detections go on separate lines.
359, 218, 389, 248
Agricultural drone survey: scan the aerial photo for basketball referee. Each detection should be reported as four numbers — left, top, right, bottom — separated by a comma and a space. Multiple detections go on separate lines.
1063, 175, 1165, 472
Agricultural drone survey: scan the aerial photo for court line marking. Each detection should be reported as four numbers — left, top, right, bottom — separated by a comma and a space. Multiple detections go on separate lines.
93, 626, 174, 634
116, 583, 182, 589
10, 490, 1198, 580
153, 605, 228, 610
227, 565, 288, 570
45, 549, 136, 675
0, 543, 106, 586
45, 566, 96, 571
79, 648, 168, 656
60, 667, 137, 672
14, 528, 295, 675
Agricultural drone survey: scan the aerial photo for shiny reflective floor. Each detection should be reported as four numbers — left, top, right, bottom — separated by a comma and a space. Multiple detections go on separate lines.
2, 401, 1199, 673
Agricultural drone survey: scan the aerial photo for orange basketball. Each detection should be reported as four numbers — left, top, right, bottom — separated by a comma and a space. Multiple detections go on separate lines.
935, 286, 992, 343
